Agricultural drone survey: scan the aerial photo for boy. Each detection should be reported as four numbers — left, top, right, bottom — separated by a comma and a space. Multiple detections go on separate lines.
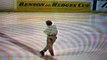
40, 20, 58, 56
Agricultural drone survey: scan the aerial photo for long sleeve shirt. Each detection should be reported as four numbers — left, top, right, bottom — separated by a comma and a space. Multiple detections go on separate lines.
44, 25, 58, 36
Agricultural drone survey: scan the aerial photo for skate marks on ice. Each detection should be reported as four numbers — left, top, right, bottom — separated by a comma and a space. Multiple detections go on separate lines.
0, 33, 36, 54
0, 33, 57, 60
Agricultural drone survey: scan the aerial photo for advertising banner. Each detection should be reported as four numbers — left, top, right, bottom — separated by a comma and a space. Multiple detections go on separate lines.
16, 0, 91, 12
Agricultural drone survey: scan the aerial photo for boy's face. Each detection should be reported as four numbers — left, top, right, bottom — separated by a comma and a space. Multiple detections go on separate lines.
46, 23, 49, 27
47, 25, 51, 27
46, 24, 51, 27
45, 21, 52, 26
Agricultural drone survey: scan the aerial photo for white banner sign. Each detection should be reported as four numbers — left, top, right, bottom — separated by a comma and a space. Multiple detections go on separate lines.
96, 0, 107, 11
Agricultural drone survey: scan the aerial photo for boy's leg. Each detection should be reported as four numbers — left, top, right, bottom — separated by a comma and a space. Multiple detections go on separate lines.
40, 36, 56, 56
40, 44, 49, 56
40, 37, 51, 56
49, 36, 57, 56
49, 47, 54, 56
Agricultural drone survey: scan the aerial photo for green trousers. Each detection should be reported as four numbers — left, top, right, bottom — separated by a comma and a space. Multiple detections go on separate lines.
42, 35, 57, 55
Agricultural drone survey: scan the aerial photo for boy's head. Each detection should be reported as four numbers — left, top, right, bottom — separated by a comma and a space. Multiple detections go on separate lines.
46, 20, 52, 26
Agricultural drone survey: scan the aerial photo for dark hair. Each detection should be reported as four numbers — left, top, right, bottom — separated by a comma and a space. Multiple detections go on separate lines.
46, 20, 52, 26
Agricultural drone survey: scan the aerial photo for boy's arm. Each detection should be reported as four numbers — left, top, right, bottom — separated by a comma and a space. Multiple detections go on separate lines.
44, 28, 51, 35
48, 27, 58, 35
44, 26, 58, 35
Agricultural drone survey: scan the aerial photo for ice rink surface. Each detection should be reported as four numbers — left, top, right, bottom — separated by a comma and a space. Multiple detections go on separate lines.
0, 12, 107, 60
